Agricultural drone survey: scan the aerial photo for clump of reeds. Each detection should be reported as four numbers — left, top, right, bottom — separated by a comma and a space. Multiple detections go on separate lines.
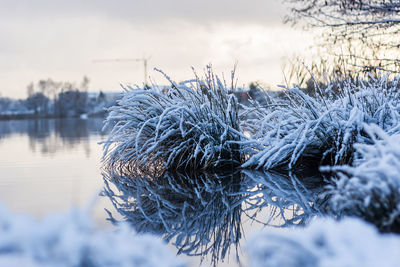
242, 75, 400, 170
102, 66, 245, 172
323, 124, 400, 233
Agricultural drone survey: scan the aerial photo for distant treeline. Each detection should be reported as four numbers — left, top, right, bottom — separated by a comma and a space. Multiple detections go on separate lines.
0, 77, 120, 120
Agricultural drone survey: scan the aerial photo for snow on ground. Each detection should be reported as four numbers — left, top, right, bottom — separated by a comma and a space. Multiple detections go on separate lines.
0, 204, 184, 267
247, 217, 400, 267
325, 124, 400, 232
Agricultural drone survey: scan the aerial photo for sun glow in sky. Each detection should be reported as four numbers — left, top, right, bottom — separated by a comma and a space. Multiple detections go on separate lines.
0, 0, 313, 98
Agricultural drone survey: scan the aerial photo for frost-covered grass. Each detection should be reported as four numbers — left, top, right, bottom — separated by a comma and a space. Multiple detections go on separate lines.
247, 217, 400, 267
243, 76, 400, 170
323, 124, 400, 233
102, 67, 400, 173
102, 67, 244, 172
0, 204, 183, 267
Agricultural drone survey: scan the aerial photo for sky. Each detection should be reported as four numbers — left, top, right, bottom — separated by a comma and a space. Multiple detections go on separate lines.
0, 0, 313, 98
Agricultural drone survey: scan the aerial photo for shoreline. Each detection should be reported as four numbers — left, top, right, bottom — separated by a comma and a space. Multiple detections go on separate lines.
0, 112, 106, 121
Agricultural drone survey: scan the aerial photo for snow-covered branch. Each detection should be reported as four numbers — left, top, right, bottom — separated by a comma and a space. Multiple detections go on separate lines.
285, 0, 400, 74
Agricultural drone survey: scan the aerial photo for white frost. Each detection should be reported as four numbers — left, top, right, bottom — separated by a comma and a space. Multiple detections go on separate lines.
0, 204, 183, 267
247, 217, 400, 267
242, 76, 400, 170
325, 124, 400, 231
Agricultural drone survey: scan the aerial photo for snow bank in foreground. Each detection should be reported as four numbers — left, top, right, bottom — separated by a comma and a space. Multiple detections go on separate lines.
0, 205, 183, 267
247, 218, 400, 267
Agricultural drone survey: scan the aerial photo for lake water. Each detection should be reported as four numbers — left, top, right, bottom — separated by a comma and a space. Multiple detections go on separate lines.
0, 118, 111, 224
0, 118, 323, 267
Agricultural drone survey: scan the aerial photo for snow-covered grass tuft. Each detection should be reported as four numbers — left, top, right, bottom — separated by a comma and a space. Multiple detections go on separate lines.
0, 204, 183, 267
243, 76, 400, 170
247, 217, 400, 267
102, 66, 244, 172
324, 124, 400, 233
102, 66, 400, 172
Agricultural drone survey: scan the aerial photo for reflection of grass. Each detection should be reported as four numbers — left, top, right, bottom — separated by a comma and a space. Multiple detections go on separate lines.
102, 167, 244, 266
101, 164, 327, 265
102, 67, 244, 172
241, 170, 325, 227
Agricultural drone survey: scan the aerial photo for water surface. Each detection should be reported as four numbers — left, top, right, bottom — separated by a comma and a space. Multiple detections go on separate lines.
103, 167, 324, 266
0, 118, 110, 223
0, 118, 325, 266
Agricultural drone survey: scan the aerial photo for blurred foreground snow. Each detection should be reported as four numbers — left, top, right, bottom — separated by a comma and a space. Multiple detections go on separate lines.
0, 204, 183, 267
247, 218, 400, 267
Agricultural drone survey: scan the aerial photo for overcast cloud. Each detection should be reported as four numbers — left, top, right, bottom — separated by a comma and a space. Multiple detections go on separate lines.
1, 0, 284, 24
0, 0, 312, 98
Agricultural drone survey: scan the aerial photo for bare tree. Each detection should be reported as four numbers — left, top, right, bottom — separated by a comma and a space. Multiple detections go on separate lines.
80, 76, 90, 91
25, 77, 90, 117
26, 92, 49, 115
27, 82, 34, 97
286, 1, 400, 28
285, 0, 400, 73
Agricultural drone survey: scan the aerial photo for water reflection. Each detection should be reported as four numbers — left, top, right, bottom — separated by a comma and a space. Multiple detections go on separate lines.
102, 167, 325, 266
103, 169, 243, 265
0, 119, 107, 156
0, 118, 111, 221
241, 170, 325, 228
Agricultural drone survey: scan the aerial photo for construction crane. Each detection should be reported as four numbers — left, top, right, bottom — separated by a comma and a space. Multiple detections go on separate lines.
92, 57, 150, 86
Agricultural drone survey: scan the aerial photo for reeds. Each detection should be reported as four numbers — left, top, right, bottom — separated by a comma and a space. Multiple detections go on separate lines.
103, 66, 400, 173
243, 75, 400, 170
102, 66, 245, 172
